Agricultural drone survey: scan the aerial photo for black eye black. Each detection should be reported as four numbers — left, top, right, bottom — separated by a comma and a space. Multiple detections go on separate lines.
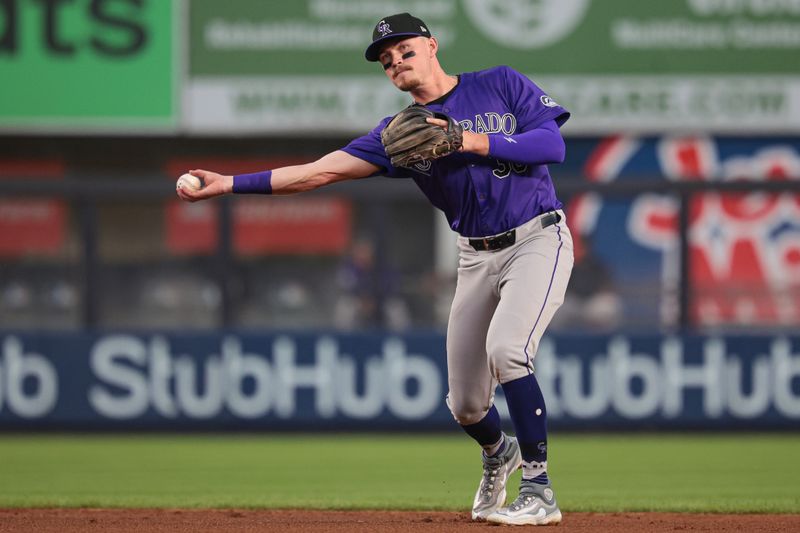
401, 51, 416, 60
382, 61, 392, 70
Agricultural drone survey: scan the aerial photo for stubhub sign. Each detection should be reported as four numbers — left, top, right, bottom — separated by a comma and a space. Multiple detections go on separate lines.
87, 335, 440, 421
0, 332, 798, 429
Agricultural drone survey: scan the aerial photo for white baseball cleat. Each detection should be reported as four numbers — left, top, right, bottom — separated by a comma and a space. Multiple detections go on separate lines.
471, 435, 522, 521
486, 481, 562, 526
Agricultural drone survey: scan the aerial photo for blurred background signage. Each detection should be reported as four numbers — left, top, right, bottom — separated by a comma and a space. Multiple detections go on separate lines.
3, 0, 797, 134
2, 332, 798, 429
0, 0, 176, 131
185, 0, 800, 134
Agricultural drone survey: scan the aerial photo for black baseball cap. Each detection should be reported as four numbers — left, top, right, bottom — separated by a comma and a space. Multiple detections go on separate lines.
365, 13, 432, 62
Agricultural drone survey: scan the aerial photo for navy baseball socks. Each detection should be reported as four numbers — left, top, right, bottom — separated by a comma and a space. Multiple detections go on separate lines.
461, 404, 503, 455
486, 374, 563, 526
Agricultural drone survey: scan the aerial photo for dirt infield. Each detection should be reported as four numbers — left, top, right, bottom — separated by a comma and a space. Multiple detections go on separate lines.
1, 509, 798, 532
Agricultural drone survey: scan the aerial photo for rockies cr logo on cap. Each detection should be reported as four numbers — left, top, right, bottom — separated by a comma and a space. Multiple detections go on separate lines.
377, 21, 392, 36
365, 13, 431, 62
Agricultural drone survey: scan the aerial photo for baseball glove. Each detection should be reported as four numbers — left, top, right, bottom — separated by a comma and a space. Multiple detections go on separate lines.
380, 106, 463, 168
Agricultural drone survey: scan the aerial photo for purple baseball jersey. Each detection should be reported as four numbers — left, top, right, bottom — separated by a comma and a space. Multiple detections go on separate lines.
342, 65, 570, 237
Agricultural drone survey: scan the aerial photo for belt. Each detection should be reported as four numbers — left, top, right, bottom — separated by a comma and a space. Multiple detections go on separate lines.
468, 212, 561, 251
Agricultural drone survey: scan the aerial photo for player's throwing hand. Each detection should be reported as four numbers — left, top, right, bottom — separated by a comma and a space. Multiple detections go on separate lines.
175, 169, 233, 202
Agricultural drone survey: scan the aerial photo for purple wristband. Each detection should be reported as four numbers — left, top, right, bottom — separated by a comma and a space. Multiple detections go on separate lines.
232, 170, 273, 194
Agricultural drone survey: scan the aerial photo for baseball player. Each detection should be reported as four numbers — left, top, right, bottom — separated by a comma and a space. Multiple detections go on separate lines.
178, 12, 573, 526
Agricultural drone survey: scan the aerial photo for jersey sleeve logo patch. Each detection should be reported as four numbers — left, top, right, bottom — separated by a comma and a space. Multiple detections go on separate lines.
377, 21, 392, 36
540, 95, 559, 107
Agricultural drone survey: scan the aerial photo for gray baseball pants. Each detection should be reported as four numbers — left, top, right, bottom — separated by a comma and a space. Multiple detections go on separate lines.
446, 210, 574, 425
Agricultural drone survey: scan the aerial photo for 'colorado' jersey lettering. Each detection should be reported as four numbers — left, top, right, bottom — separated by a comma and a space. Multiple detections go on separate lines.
342, 65, 570, 237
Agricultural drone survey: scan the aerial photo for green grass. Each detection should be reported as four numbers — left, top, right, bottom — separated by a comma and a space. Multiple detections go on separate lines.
0, 433, 798, 512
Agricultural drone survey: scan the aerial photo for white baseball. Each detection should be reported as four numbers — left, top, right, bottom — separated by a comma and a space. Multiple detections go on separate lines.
176, 173, 202, 192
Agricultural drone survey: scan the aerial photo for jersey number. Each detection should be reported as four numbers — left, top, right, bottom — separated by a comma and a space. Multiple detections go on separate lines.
492, 160, 528, 179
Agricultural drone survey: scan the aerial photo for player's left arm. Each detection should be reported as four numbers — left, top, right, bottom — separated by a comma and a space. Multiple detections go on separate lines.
426, 117, 564, 165
483, 119, 565, 165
